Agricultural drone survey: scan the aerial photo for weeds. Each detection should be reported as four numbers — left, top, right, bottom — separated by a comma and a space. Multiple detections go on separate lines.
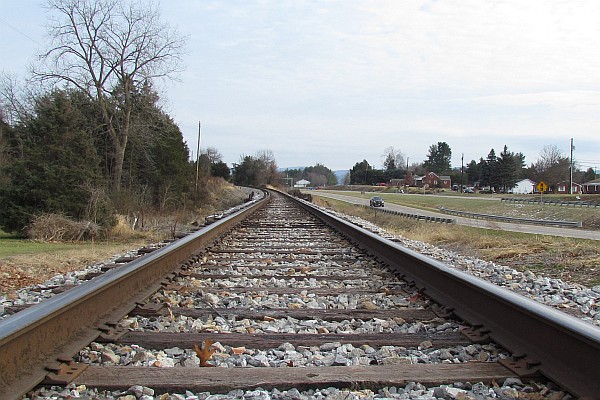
313, 197, 600, 288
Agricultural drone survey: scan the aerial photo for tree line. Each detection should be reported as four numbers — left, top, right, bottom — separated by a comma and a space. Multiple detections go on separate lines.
2, 1, 596, 237
348, 142, 596, 191
0, 0, 255, 236
0, 0, 284, 238
283, 164, 338, 188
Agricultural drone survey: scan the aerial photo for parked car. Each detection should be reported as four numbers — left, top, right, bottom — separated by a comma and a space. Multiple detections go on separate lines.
370, 196, 384, 207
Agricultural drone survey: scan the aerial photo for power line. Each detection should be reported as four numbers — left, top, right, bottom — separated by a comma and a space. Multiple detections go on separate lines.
0, 17, 42, 46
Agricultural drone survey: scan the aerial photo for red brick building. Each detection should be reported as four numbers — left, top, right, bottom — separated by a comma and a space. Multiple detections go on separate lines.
413, 172, 451, 189
582, 178, 600, 194
556, 181, 581, 194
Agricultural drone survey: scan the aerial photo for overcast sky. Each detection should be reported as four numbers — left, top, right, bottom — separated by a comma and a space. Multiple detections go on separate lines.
1, 1, 599, 172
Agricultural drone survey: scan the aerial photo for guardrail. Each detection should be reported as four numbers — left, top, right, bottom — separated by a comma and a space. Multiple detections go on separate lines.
438, 207, 582, 228
362, 205, 454, 224
501, 197, 599, 208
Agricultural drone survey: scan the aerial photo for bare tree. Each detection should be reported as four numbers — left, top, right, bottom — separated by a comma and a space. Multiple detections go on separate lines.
382, 146, 405, 170
0, 73, 41, 161
343, 172, 351, 185
204, 147, 223, 164
34, 0, 187, 190
256, 149, 279, 185
531, 145, 570, 189
306, 172, 327, 187
537, 145, 564, 169
0, 73, 37, 127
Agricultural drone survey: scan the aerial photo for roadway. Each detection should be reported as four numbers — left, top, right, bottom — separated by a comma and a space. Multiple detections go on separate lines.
309, 191, 600, 241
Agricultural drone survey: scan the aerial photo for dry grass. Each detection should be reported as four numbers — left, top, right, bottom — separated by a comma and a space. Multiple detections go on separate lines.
27, 213, 100, 242
314, 197, 600, 288
0, 183, 252, 297
0, 240, 147, 296
322, 190, 600, 229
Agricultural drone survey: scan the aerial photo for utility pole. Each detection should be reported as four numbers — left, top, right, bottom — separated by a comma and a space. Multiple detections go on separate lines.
195, 121, 201, 192
460, 153, 464, 193
569, 138, 574, 195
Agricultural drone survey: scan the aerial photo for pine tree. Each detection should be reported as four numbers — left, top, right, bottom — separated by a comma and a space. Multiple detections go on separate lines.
481, 149, 499, 189
498, 145, 521, 191
0, 90, 105, 233
423, 142, 452, 174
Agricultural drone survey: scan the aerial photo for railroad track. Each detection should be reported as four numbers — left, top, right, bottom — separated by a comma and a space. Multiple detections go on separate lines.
1, 190, 599, 399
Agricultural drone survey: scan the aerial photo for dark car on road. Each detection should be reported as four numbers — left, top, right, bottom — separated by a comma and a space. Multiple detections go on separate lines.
370, 196, 384, 207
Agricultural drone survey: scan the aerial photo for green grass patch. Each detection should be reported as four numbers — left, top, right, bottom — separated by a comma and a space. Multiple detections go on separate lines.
0, 228, 134, 258
0, 228, 17, 240
0, 237, 93, 258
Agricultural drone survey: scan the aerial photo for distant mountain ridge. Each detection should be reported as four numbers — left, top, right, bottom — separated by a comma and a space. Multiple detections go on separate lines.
334, 170, 348, 185
277, 167, 306, 172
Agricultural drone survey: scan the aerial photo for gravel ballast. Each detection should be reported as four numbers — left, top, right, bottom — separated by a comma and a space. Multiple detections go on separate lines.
8, 200, 593, 399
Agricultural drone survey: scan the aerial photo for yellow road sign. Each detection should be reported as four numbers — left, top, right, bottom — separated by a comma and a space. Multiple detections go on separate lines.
536, 181, 548, 192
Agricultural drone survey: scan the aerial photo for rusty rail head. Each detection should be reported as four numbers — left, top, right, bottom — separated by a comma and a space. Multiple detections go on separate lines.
282, 190, 600, 398
0, 191, 269, 400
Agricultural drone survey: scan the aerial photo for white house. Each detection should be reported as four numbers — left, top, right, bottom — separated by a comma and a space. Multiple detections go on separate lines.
294, 179, 310, 188
513, 179, 535, 194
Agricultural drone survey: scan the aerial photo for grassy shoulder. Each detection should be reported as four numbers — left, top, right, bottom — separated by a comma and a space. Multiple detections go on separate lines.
318, 190, 600, 229
0, 235, 149, 296
313, 196, 600, 288
0, 182, 251, 296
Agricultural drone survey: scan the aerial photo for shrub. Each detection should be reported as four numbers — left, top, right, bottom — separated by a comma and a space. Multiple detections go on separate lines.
288, 189, 312, 202
27, 213, 99, 242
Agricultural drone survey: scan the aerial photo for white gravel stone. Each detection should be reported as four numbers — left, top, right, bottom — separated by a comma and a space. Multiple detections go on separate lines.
10, 197, 590, 399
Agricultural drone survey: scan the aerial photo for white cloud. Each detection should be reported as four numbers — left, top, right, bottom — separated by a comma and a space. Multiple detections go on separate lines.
1, 1, 598, 171
354, 1, 600, 90
471, 90, 600, 109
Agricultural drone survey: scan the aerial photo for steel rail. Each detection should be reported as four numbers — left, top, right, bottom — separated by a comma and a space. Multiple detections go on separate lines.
284, 191, 600, 398
0, 192, 270, 400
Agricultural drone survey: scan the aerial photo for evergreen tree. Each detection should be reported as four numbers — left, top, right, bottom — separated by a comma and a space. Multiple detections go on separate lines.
515, 152, 526, 178
148, 116, 191, 209
349, 160, 371, 185
0, 116, 13, 180
383, 153, 396, 170
480, 149, 499, 189
583, 168, 596, 182
113, 84, 191, 210
303, 164, 338, 186
423, 142, 452, 174
232, 156, 261, 186
466, 159, 481, 185
0, 90, 105, 233
498, 145, 519, 191
211, 161, 231, 180
231, 151, 279, 187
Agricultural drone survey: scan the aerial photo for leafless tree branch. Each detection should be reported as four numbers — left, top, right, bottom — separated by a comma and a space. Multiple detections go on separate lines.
33, 0, 187, 190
